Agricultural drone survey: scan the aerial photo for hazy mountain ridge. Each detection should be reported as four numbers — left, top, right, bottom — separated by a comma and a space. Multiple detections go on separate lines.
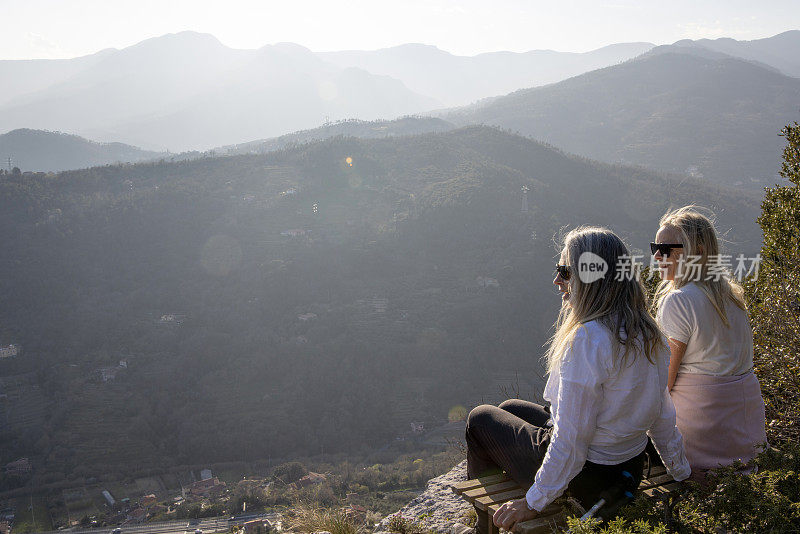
0, 126, 761, 479
0, 33, 665, 153
0, 128, 166, 171
671, 30, 800, 78
2, 30, 797, 156
0, 48, 116, 107
444, 50, 800, 189
0, 32, 437, 151
215, 116, 456, 155
318, 41, 656, 107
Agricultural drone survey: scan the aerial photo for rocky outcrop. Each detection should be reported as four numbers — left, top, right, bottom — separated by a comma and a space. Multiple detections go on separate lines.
375, 460, 473, 534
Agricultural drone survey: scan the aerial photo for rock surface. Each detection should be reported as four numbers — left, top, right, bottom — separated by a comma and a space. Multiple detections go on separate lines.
375, 460, 473, 534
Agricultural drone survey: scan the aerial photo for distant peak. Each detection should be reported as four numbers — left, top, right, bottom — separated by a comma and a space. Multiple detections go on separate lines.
766, 29, 800, 40
163, 30, 222, 42
391, 43, 450, 55
5, 128, 65, 137
270, 42, 314, 54
392, 43, 441, 51
126, 31, 226, 52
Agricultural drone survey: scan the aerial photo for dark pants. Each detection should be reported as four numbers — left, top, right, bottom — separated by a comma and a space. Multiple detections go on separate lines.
465, 399, 645, 533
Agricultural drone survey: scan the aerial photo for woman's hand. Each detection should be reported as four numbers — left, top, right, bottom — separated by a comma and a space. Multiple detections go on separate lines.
492, 498, 539, 531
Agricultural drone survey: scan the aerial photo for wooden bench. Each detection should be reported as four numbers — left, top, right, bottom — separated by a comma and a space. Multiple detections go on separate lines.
451, 466, 681, 534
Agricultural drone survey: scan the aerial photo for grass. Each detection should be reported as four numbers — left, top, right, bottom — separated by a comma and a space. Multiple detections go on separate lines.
383, 513, 432, 534
460, 507, 477, 528
285, 502, 362, 534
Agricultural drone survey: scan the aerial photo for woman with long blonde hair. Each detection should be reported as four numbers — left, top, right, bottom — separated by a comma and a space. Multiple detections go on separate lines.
466, 227, 689, 533
652, 206, 767, 474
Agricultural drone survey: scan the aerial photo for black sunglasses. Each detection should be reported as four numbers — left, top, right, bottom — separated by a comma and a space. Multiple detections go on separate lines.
555, 264, 571, 280
650, 242, 684, 257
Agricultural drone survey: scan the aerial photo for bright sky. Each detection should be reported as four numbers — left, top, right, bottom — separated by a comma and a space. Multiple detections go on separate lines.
2, 0, 799, 60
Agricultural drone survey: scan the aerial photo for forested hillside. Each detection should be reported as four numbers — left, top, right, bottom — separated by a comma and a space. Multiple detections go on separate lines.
446, 51, 800, 189
0, 129, 165, 172
0, 126, 761, 486
217, 117, 455, 155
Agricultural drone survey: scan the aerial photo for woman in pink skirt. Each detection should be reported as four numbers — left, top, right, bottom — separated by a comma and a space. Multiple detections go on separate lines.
652, 206, 768, 476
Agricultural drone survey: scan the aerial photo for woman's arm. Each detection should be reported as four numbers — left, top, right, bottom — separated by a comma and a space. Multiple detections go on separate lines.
524, 328, 606, 513
647, 386, 691, 481
667, 338, 687, 391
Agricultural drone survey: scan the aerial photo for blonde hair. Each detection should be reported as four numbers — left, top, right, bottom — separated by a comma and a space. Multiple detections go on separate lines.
545, 226, 664, 374
654, 205, 746, 326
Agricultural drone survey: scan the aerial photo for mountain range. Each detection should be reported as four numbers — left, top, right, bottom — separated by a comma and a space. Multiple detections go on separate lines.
0, 33, 435, 151
318, 41, 655, 107
444, 45, 800, 189
2, 30, 798, 187
0, 31, 654, 151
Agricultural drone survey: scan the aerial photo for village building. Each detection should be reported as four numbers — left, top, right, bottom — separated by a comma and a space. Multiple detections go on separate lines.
188, 477, 226, 497
4, 458, 31, 475
475, 276, 500, 288
102, 490, 116, 507
100, 367, 120, 382
280, 229, 306, 237
243, 518, 273, 534
159, 313, 186, 325
0, 344, 20, 359
128, 506, 146, 522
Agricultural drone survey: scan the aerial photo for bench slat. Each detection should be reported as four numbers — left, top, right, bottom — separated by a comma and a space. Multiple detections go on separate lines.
452, 473, 511, 494
462, 480, 524, 500
639, 473, 676, 490
486, 502, 562, 518
642, 481, 682, 498
474, 489, 528, 511
648, 466, 667, 476
454, 463, 681, 523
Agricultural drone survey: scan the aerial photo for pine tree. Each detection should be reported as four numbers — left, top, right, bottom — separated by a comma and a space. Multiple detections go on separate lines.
747, 122, 800, 443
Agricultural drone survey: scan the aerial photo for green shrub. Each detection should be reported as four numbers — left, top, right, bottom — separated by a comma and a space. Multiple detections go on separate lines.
563, 516, 666, 533
746, 121, 800, 445
673, 446, 800, 532
273, 461, 308, 484
585, 446, 800, 533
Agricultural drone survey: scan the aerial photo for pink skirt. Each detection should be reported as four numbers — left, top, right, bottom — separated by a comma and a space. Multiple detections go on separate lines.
671, 371, 768, 472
